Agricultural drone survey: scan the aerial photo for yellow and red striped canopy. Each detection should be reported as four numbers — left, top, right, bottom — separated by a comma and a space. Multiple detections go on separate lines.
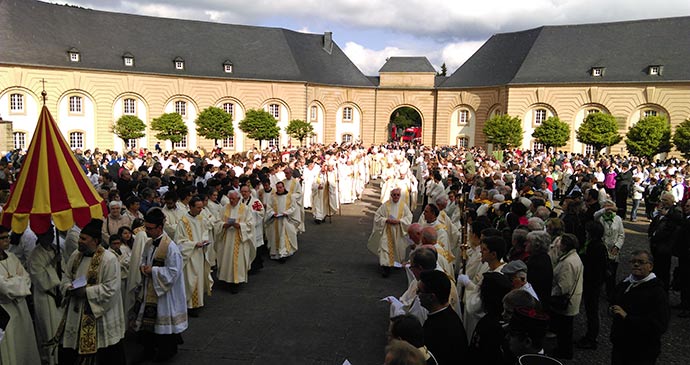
1, 106, 106, 234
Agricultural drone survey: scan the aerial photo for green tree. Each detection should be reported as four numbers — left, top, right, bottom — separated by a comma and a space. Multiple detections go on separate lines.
625, 116, 671, 159
672, 119, 690, 159
390, 107, 421, 130
285, 119, 314, 146
532, 116, 570, 149
239, 109, 280, 149
112, 115, 146, 146
576, 112, 622, 154
482, 114, 524, 148
195, 106, 233, 146
150, 112, 188, 144
438, 62, 448, 76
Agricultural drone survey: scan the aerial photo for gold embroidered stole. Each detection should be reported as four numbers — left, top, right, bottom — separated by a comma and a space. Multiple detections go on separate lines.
273, 193, 293, 252
141, 236, 171, 332
385, 202, 405, 266
224, 204, 245, 282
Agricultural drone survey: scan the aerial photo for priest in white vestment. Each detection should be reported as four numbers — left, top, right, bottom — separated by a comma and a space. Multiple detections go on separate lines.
28, 228, 64, 365
161, 191, 186, 238
420, 204, 455, 265
367, 188, 412, 277
312, 165, 339, 223
265, 181, 300, 261
0, 226, 41, 365
59, 219, 126, 364
302, 160, 320, 209
174, 196, 214, 313
215, 191, 255, 293
133, 209, 188, 362
283, 168, 305, 233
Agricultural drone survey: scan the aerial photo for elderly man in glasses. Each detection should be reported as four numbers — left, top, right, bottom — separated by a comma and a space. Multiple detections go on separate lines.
367, 188, 412, 278
609, 249, 669, 365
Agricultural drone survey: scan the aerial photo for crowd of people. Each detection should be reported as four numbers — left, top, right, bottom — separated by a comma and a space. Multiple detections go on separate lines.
0, 141, 687, 364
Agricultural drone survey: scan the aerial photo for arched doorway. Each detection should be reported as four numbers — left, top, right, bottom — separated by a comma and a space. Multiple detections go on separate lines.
388, 106, 422, 143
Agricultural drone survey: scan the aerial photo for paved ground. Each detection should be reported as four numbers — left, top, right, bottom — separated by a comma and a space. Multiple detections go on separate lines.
128, 183, 690, 364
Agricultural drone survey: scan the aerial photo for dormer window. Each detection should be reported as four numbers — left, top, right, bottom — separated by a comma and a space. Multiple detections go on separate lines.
648, 65, 662, 76
174, 57, 184, 70
68, 47, 80, 62
123, 53, 134, 67
591, 67, 604, 77
223, 60, 233, 73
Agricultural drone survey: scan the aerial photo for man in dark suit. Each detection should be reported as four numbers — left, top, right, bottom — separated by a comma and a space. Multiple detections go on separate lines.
418, 270, 468, 365
614, 163, 633, 219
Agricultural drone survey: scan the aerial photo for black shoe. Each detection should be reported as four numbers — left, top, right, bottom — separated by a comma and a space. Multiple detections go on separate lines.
381, 266, 391, 278
229, 284, 239, 294
187, 308, 200, 318
314, 219, 321, 224
278, 257, 287, 264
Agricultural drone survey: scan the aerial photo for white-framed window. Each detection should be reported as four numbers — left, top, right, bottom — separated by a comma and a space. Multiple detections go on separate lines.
222, 136, 234, 149
173, 135, 188, 149
591, 67, 603, 77
534, 109, 546, 125
268, 104, 280, 119
175, 61, 184, 70
649, 66, 660, 76
268, 137, 280, 148
310, 106, 317, 121
69, 131, 84, 149
175, 100, 187, 117
587, 109, 600, 115
124, 57, 134, 67
458, 109, 469, 125
457, 136, 469, 148
643, 110, 658, 118
123, 98, 136, 115
125, 139, 137, 149
69, 52, 80, 62
309, 134, 318, 145
533, 140, 545, 151
224, 64, 233, 73
9, 93, 24, 113
222, 102, 234, 117
585, 144, 596, 155
342, 133, 353, 143
343, 107, 353, 121
69, 96, 83, 114
13, 132, 26, 150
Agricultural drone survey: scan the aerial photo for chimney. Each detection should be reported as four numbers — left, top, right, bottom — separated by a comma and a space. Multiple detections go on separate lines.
323, 31, 333, 54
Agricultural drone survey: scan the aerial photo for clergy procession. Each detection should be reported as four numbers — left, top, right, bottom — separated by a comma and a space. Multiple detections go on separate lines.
1, 126, 687, 364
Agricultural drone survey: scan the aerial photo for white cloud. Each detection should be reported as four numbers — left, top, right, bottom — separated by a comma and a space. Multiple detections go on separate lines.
343, 42, 426, 75
439, 41, 485, 72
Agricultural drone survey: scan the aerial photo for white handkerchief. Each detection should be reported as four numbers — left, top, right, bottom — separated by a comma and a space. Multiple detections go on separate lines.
72, 276, 87, 289
393, 261, 402, 268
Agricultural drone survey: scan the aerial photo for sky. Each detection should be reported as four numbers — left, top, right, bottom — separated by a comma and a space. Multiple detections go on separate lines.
53, 0, 690, 75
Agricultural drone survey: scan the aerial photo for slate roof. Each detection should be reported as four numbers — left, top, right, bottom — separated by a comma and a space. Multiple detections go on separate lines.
0, 0, 373, 87
379, 57, 436, 73
441, 16, 690, 88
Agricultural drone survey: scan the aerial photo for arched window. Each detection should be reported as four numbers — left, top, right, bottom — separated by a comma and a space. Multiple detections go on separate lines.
643, 109, 658, 118
268, 137, 280, 148
175, 100, 187, 117
310, 106, 317, 121
125, 139, 137, 149
585, 145, 596, 155
123, 98, 136, 115
13, 132, 26, 150
533, 140, 545, 151
342, 133, 353, 143
69, 96, 83, 114
69, 131, 84, 149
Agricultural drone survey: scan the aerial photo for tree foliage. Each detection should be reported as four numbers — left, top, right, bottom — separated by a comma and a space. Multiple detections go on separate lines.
390, 107, 421, 130
150, 112, 188, 144
239, 109, 280, 148
532, 116, 570, 149
195, 106, 233, 145
112, 115, 146, 144
438, 62, 448, 76
576, 112, 622, 153
482, 114, 524, 148
625, 116, 671, 159
672, 119, 690, 159
285, 119, 314, 146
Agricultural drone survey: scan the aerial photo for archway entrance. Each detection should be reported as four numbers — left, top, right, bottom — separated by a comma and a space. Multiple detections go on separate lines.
388, 106, 422, 143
